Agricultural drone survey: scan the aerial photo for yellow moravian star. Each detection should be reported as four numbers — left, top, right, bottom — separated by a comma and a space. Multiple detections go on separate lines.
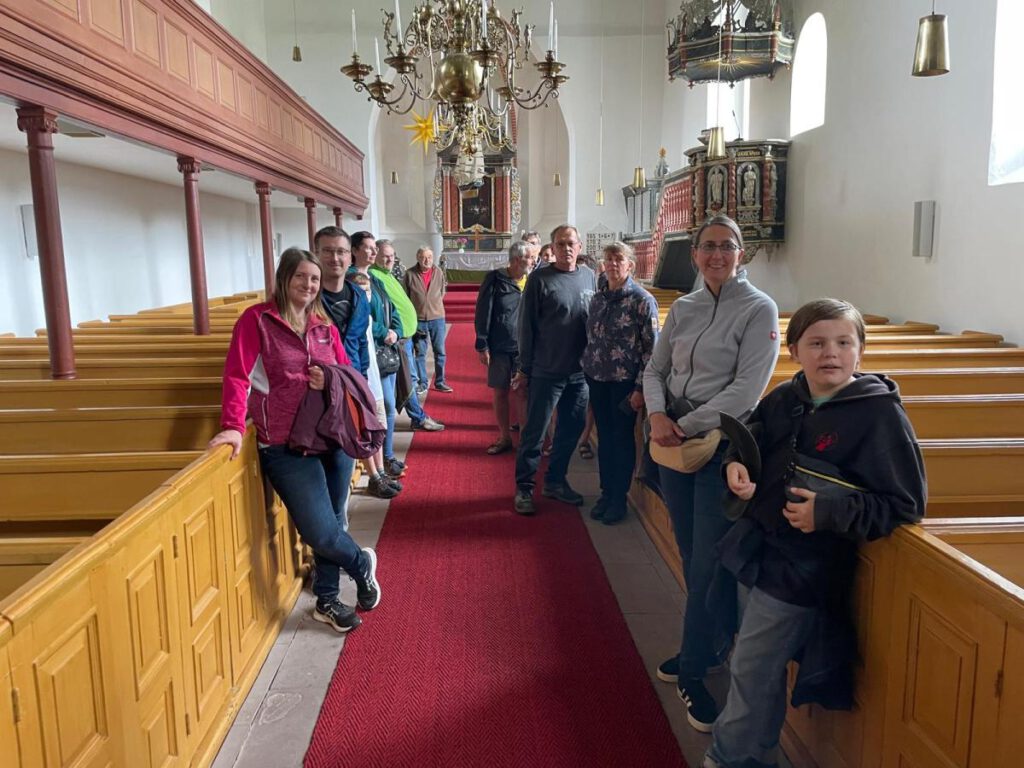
403, 109, 436, 154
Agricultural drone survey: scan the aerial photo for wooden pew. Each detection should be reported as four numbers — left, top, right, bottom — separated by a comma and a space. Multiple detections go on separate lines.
904, 394, 1024, 439
0, 357, 224, 380
0, 378, 222, 409
768, 367, 1024, 396
773, 347, 1024, 371
0, 341, 229, 358
0, 532, 94, 601
0, 451, 201, 522
921, 439, 1024, 517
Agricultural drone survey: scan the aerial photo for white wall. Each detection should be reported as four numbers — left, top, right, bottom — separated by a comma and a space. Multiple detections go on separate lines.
0, 149, 264, 336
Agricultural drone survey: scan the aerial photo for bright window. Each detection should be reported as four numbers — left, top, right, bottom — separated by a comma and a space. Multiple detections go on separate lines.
789, 13, 827, 136
706, 80, 750, 141
990, 0, 1024, 185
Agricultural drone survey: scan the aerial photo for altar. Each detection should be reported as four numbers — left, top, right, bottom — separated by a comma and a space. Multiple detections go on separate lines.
442, 250, 509, 272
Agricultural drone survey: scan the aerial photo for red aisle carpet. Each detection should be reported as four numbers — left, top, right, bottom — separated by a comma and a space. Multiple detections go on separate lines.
304, 300, 686, 767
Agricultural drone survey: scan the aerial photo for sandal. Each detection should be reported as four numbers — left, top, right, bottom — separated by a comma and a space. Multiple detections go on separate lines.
486, 438, 513, 455
578, 442, 595, 460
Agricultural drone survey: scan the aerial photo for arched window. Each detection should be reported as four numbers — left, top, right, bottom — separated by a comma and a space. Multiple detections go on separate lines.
789, 13, 827, 136
990, 0, 1024, 185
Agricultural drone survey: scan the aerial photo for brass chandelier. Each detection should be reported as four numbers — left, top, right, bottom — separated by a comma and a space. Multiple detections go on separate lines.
342, 0, 569, 156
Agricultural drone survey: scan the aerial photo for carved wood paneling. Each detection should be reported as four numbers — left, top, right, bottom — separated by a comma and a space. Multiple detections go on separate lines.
0, 0, 367, 213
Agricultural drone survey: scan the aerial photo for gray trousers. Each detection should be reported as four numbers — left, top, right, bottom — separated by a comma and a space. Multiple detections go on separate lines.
705, 587, 816, 768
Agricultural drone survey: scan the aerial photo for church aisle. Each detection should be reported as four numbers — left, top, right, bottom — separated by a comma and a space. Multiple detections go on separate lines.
303, 322, 686, 767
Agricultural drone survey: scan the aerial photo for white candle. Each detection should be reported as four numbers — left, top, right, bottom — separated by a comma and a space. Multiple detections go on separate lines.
394, 0, 402, 39
554, 19, 558, 60
351, 10, 358, 55
481, 0, 487, 39
374, 38, 381, 72
548, 1, 554, 51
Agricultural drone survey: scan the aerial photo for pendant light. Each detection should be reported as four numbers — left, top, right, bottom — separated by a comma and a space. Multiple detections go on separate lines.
596, 10, 606, 206
291, 0, 302, 62
553, 114, 562, 186
633, 0, 647, 190
912, 1, 950, 77
390, 170, 399, 184
706, 3, 727, 160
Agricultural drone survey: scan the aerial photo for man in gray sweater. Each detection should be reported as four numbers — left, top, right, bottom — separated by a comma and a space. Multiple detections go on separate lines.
512, 224, 597, 515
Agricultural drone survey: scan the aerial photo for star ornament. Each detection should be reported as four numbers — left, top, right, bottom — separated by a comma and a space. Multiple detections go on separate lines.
403, 109, 436, 154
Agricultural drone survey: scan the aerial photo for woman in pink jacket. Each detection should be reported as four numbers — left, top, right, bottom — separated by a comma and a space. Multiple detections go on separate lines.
209, 248, 380, 633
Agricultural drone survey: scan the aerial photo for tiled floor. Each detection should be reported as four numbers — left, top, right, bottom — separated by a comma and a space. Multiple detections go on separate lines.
212, 414, 792, 768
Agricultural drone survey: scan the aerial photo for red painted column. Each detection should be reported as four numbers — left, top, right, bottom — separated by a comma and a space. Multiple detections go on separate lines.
177, 156, 210, 335
333, 207, 343, 228
16, 106, 76, 379
255, 182, 274, 298
304, 198, 317, 250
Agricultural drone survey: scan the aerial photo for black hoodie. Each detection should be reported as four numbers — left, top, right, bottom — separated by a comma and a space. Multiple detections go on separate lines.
718, 372, 927, 708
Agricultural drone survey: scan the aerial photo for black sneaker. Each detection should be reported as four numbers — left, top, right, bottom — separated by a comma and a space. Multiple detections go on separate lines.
513, 490, 536, 516
602, 502, 627, 526
656, 655, 679, 683
434, 382, 454, 393
312, 599, 362, 633
355, 547, 381, 610
678, 678, 718, 733
541, 481, 585, 506
385, 457, 407, 478
382, 473, 403, 492
589, 496, 610, 521
367, 474, 399, 499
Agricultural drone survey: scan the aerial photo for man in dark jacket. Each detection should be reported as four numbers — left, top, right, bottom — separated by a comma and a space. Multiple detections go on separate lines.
512, 225, 597, 515
316, 227, 370, 375
474, 240, 536, 455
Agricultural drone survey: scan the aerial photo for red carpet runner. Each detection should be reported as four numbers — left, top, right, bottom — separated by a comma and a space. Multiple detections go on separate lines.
305, 293, 686, 767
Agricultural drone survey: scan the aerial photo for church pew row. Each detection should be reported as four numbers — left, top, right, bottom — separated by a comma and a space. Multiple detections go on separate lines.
0, 451, 201, 522
0, 377, 222, 409
135, 292, 260, 314
0, 434, 302, 768
0, 533, 94, 602
0, 340, 229, 358
0, 357, 224, 380
767, 367, 1024, 396
903, 395, 1024, 439
0, 406, 221, 455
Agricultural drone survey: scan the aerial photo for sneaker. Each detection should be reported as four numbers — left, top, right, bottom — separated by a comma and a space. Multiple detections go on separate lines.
513, 490, 536, 516
354, 547, 381, 610
312, 599, 362, 633
382, 473, 403, 492
678, 678, 718, 733
656, 655, 679, 683
412, 416, 445, 432
367, 474, 399, 499
434, 382, 454, 393
541, 481, 585, 506
385, 457, 407, 478
589, 496, 610, 521
415, 385, 428, 396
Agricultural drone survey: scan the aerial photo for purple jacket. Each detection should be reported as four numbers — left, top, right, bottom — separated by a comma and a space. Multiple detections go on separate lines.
288, 364, 385, 458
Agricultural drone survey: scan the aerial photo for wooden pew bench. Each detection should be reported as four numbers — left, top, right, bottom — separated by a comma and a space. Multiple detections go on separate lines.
767, 367, 1024, 396
0, 357, 224, 380
0, 377, 222, 409
0, 451, 201, 522
772, 347, 1024, 372
903, 394, 1024, 438
0, 340, 229, 359
920, 439, 1024, 517
0, 530, 100, 601
0, 406, 221, 454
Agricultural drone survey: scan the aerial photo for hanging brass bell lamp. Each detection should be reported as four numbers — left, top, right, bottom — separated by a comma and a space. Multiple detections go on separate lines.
706, 126, 727, 160
292, 45, 303, 62
553, 172, 562, 187
595, 188, 605, 206
912, 13, 949, 76
632, 166, 646, 189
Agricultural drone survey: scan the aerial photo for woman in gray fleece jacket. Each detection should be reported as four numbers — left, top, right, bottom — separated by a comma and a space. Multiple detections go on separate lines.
642, 215, 780, 733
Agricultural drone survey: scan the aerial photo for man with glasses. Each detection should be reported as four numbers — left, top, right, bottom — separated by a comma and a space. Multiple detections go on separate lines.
316, 226, 369, 375
511, 224, 597, 516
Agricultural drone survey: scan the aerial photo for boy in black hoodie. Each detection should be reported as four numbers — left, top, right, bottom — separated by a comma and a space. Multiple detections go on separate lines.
705, 299, 927, 768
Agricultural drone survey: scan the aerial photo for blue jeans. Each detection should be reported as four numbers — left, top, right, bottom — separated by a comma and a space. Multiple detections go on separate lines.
414, 318, 448, 387
706, 587, 817, 768
258, 446, 365, 605
586, 377, 638, 507
381, 371, 398, 460
515, 373, 589, 492
660, 450, 735, 679
402, 339, 427, 423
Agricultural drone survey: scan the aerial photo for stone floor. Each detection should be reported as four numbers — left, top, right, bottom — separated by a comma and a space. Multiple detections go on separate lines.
212, 405, 792, 768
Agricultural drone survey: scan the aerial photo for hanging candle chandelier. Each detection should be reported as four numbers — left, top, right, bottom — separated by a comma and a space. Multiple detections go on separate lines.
342, 0, 570, 156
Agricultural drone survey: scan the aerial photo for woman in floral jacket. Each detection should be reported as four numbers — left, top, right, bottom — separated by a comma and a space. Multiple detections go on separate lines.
581, 241, 659, 524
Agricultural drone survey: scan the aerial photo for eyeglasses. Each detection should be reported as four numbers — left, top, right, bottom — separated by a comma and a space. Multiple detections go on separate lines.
319, 247, 351, 257
696, 241, 740, 254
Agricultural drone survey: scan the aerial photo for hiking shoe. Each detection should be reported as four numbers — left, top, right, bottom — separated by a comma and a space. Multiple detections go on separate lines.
678, 678, 718, 733
312, 599, 362, 633
513, 490, 536, 516
385, 457, 407, 478
541, 482, 585, 506
367, 474, 399, 499
589, 496, 610, 521
355, 547, 381, 610
382, 473, 403, 492
657, 655, 680, 683
412, 416, 445, 432
435, 382, 454, 393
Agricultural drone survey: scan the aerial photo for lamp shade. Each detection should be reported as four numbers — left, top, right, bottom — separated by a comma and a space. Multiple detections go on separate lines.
706, 126, 727, 160
292, 45, 303, 62
553, 171, 562, 187
632, 166, 646, 189
595, 188, 605, 206
912, 14, 949, 76
389, 170, 399, 184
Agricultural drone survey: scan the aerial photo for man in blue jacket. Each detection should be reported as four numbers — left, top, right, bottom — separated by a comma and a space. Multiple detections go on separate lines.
316, 226, 370, 375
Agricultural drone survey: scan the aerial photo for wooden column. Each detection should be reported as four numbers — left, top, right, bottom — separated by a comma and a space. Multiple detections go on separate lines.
256, 182, 274, 298
333, 207, 343, 228
177, 156, 210, 335
304, 198, 317, 250
16, 106, 76, 379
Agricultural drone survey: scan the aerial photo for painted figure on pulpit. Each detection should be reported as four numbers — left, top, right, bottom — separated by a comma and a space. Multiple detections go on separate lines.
709, 167, 725, 208
742, 165, 758, 206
